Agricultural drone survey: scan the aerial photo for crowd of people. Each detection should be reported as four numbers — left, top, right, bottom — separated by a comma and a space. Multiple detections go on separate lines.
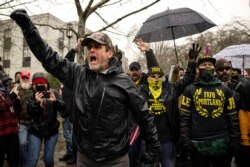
0, 8, 250, 167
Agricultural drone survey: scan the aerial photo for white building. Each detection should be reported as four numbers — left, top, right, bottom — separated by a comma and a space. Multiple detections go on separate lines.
0, 13, 78, 79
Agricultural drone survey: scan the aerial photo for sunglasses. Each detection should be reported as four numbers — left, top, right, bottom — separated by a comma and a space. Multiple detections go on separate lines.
149, 74, 162, 78
217, 67, 231, 72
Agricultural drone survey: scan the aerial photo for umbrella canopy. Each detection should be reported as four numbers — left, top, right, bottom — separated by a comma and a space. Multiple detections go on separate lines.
213, 44, 250, 69
135, 7, 216, 60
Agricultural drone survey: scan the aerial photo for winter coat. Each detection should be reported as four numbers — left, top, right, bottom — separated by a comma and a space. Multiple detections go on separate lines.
180, 79, 240, 153
22, 25, 159, 162
60, 49, 76, 121
27, 89, 66, 137
17, 86, 33, 124
140, 60, 196, 143
0, 89, 20, 136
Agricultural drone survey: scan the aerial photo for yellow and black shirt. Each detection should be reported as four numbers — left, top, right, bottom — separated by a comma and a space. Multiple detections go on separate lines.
180, 80, 240, 141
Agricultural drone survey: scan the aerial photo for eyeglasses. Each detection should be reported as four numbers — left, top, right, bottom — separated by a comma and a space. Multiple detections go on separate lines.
217, 67, 231, 72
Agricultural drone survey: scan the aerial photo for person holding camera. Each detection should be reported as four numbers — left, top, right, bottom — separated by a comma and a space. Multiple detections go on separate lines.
26, 72, 66, 167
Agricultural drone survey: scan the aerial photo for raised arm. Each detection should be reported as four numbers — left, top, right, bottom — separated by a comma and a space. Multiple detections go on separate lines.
134, 38, 159, 69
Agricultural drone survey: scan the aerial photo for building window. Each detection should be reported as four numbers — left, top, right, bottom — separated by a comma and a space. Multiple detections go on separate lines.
23, 39, 31, 67
3, 50, 10, 68
58, 37, 64, 51
3, 29, 11, 68
58, 31, 64, 52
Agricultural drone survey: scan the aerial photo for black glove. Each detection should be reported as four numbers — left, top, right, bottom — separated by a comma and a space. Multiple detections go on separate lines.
10, 9, 34, 32
228, 79, 242, 91
188, 43, 202, 61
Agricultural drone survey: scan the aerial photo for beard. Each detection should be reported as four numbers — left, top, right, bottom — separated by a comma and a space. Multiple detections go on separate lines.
218, 74, 231, 83
21, 82, 31, 89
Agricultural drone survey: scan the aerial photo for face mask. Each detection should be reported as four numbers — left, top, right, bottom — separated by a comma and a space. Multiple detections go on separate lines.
199, 68, 215, 82
147, 78, 163, 99
35, 85, 46, 92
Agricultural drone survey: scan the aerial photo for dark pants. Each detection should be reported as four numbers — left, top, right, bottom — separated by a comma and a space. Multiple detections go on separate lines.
0, 134, 19, 167
129, 135, 142, 167
191, 150, 232, 167
77, 152, 129, 167
235, 145, 250, 167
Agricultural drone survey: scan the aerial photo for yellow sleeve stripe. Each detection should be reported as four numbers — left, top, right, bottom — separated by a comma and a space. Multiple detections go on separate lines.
180, 108, 191, 113
226, 111, 237, 115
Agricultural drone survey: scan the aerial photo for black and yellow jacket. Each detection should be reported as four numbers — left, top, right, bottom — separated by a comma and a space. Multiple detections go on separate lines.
140, 60, 196, 143
180, 78, 240, 144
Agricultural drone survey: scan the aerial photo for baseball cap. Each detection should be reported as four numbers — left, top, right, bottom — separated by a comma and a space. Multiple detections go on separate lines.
81, 32, 113, 48
20, 71, 31, 78
129, 62, 141, 70
32, 72, 47, 85
0, 71, 11, 82
148, 66, 164, 77
215, 58, 232, 70
196, 55, 216, 67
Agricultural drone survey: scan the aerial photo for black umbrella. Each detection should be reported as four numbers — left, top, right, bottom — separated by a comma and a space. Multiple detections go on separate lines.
135, 7, 216, 60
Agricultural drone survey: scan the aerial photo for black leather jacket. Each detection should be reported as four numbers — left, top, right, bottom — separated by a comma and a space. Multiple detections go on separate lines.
23, 25, 159, 161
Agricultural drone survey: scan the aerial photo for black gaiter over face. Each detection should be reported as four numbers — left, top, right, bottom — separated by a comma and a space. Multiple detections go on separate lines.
199, 68, 215, 82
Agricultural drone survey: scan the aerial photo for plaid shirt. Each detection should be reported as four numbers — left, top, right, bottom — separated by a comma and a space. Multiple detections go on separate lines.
0, 91, 19, 136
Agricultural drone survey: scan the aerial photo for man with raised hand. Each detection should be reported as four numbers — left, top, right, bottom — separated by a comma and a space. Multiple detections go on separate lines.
10, 9, 160, 167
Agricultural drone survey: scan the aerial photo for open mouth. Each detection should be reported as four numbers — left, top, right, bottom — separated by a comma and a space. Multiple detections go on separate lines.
90, 55, 97, 63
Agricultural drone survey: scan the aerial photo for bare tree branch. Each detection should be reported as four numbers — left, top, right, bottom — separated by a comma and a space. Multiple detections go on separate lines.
96, 0, 160, 32
233, 20, 250, 37
0, 0, 38, 9
35, 23, 79, 38
94, 11, 109, 25
87, 0, 111, 17
102, 0, 122, 7
0, 0, 14, 7
84, 0, 94, 14
74, 0, 83, 18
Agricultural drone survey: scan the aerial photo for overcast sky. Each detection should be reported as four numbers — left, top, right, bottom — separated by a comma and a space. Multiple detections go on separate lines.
26, 0, 250, 28
5, 0, 250, 61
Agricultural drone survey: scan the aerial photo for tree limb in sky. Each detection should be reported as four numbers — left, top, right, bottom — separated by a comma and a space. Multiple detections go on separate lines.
95, 0, 160, 33
74, 0, 160, 37
234, 19, 250, 37
0, 0, 38, 16
35, 23, 79, 38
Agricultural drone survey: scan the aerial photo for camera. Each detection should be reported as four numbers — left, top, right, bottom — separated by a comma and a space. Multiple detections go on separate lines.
42, 91, 50, 98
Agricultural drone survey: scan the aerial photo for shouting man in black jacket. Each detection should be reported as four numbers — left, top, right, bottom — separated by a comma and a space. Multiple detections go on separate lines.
10, 9, 160, 167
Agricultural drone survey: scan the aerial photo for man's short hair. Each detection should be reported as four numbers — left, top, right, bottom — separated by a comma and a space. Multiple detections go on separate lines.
129, 62, 141, 71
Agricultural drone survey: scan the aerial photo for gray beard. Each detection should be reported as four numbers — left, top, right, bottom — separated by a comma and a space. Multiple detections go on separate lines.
21, 82, 31, 89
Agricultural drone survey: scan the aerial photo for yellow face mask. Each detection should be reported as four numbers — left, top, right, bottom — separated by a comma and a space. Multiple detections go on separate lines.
147, 77, 163, 99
